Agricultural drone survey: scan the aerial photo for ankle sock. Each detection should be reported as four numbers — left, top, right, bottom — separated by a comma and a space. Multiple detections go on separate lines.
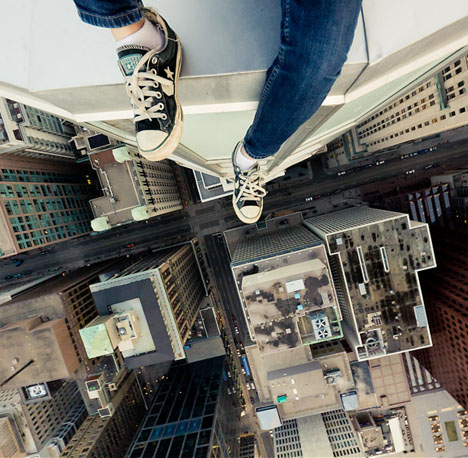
235, 144, 257, 171
116, 18, 166, 51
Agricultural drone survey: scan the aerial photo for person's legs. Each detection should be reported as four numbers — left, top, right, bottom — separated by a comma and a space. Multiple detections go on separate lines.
244, 0, 362, 160
232, 0, 362, 224
72, 0, 183, 161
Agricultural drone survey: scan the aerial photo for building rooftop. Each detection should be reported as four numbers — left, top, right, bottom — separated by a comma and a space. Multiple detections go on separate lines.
233, 239, 342, 350
246, 344, 355, 419
88, 147, 143, 228
305, 208, 436, 360
0, 317, 79, 389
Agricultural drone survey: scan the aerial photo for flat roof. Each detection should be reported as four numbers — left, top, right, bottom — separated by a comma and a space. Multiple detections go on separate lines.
234, 243, 342, 351
246, 344, 355, 419
309, 213, 436, 358
91, 277, 175, 368
0, 318, 79, 388
89, 148, 141, 225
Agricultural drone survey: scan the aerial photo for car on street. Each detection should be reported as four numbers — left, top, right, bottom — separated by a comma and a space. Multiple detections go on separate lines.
4, 275, 13, 280
375, 160, 385, 166
337, 170, 346, 176
400, 154, 409, 159
312, 194, 321, 200
13, 273, 22, 279
322, 192, 332, 197
429, 146, 438, 152
409, 152, 418, 157
405, 169, 415, 175
23, 271, 32, 276
124, 243, 135, 248
234, 325, 240, 335
364, 163, 373, 169
424, 164, 433, 170
250, 396, 256, 405
10, 258, 23, 267
39, 250, 49, 256
432, 162, 442, 168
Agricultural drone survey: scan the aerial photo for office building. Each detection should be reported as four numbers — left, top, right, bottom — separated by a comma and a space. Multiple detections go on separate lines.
0, 416, 25, 458
88, 145, 182, 231
82, 245, 206, 367
227, 215, 360, 421
405, 388, 468, 456
60, 371, 145, 458
414, 226, 468, 408
350, 408, 413, 456
431, 168, 468, 220
0, 97, 77, 160
0, 381, 86, 456
126, 356, 239, 458
0, 153, 94, 258
402, 353, 441, 395
304, 206, 436, 361
239, 434, 258, 458
3, 3, 467, 181
273, 410, 363, 458
0, 262, 116, 388
362, 179, 452, 225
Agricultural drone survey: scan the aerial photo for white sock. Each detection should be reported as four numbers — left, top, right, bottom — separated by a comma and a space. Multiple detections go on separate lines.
235, 144, 257, 171
116, 18, 165, 51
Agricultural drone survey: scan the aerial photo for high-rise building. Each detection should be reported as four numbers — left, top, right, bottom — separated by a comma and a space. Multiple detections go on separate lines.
239, 434, 258, 458
0, 381, 86, 457
60, 371, 145, 458
126, 356, 239, 458
2, 4, 466, 181
0, 98, 77, 159
402, 353, 441, 395
0, 262, 116, 388
81, 245, 206, 367
0, 153, 94, 258
227, 215, 358, 421
431, 168, 468, 220
88, 145, 183, 231
304, 206, 436, 361
414, 226, 468, 408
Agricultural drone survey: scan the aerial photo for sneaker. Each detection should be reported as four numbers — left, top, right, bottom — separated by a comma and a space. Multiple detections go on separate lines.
232, 142, 267, 224
117, 8, 183, 161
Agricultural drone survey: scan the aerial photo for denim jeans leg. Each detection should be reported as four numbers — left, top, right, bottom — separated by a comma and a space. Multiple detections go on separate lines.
244, 0, 362, 160
72, 0, 145, 28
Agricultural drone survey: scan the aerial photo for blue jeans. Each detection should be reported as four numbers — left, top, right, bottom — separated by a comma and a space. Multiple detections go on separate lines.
73, 0, 362, 159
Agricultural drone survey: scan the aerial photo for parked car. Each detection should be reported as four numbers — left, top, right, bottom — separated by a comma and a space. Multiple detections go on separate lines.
400, 154, 409, 160
432, 162, 442, 168
405, 169, 415, 175
424, 164, 433, 170
10, 258, 23, 267
364, 163, 373, 169
4, 275, 13, 280
409, 152, 418, 157
337, 170, 346, 176
429, 146, 438, 152
22, 271, 32, 276
375, 160, 385, 166
13, 273, 22, 279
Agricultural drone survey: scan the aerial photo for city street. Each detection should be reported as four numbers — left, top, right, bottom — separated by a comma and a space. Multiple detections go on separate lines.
3, 134, 468, 288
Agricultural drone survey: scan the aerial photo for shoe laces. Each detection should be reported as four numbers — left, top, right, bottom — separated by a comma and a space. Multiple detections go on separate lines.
236, 167, 267, 204
126, 50, 173, 123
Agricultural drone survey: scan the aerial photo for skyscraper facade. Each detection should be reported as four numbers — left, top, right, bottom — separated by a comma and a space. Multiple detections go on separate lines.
88, 145, 183, 231
87, 245, 206, 366
0, 262, 116, 388
414, 226, 468, 408
126, 356, 239, 458
60, 371, 145, 458
0, 97, 77, 159
0, 153, 93, 257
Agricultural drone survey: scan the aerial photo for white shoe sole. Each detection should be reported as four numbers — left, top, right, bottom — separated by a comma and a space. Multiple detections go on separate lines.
232, 197, 264, 224
138, 39, 184, 161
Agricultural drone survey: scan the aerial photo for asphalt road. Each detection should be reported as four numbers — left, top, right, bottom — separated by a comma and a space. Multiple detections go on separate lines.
2, 135, 468, 288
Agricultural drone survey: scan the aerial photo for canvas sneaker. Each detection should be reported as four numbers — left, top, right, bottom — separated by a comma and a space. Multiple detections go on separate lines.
232, 142, 267, 224
117, 8, 183, 161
